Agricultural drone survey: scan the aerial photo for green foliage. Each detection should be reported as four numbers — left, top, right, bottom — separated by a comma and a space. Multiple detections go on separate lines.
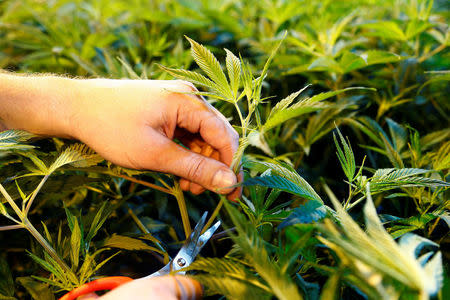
333, 127, 357, 182
368, 168, 449, 192
262, 88, 374, 131
0, 130, 36, 151
188, 201, 303, 300
16, 277, 54, 300
0, 256, 15, 300
0, 0, 448, 299
319, 184, 443, 297
278, 201, 330, 230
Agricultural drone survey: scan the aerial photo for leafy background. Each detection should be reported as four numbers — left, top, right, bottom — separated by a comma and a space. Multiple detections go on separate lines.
0, 0, 448, 299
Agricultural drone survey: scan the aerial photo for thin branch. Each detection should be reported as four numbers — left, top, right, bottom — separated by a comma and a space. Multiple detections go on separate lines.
234, 102, 246, 135
22, 218, 78, 284
418, 44, 447, 63
0, 183, 24, 219
202, 196, 224, 235
101, 172, 172, 194
62, 168, 172, 194
25, 174, 49, 215
347, 195, 366, 210
0, 224, 23, 231
3, 213, 21, 224
172, 181, 191, 239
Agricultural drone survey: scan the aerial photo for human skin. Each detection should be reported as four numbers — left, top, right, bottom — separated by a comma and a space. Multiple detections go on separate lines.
78, 276, 203, 300
0, 72, 243, 298
0, 72, 242, 198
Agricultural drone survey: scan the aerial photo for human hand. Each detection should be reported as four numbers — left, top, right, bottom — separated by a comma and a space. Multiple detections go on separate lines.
78, 275, 202, 300
0, 74, 242, 200
69, 79, 242, 200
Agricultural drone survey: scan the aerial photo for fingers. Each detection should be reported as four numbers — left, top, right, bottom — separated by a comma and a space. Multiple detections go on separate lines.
164, 81, 241, 198
100, 276, 202, 300
172, 276, 203, 300
172, 91, 239, 167
226, 168, 243, 202
149, 135, 237, 194
180, 179, 206, 195
178, 137, 216, 195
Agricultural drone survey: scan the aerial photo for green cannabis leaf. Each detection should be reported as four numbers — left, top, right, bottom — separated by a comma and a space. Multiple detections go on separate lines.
0, 130, 36, 151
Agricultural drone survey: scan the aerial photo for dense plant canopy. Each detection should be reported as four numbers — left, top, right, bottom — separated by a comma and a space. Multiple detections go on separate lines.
0, 0, 448, 299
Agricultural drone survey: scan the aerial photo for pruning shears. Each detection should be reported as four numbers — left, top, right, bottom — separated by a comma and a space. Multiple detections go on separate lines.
60, 212, 220, 300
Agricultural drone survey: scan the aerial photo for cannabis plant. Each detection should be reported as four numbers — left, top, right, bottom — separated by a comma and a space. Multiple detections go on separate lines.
0, 0, 448, 299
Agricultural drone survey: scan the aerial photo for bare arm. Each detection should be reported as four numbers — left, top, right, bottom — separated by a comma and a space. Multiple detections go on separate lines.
0, 72, 242, 200
0, 72, 77, 137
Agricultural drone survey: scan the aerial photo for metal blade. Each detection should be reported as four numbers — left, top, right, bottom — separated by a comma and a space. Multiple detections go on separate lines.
145, 212, 221, 277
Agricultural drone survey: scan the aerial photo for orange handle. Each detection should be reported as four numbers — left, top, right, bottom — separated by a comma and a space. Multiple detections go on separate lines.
59, 276, 133, 300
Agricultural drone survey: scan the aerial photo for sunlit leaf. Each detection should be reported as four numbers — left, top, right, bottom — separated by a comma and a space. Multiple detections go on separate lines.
245, 161, 322, 203
320, 184, 444, 295
369, 168, 449, 191
0, 130, 36, 151
361, 21, 406, 41
157, 65, 221, 92
264, 88, 374, 131
333, 127, 356, 182
225, 49, 241, 100
185, 36, 232, 99
48, 144, 102, 174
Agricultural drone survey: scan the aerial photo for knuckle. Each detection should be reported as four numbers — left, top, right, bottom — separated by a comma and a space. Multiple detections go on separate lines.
186, 155, 208, 183
174, 80, 197, 92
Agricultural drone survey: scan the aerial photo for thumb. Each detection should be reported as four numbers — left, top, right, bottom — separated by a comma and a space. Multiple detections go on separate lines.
157, 140, 237, 194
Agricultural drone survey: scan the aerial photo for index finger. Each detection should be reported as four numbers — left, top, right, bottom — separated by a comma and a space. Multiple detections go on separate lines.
173, 95, 239, 167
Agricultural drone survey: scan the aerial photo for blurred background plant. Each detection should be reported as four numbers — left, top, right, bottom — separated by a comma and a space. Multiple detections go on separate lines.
0, 0, 448, 299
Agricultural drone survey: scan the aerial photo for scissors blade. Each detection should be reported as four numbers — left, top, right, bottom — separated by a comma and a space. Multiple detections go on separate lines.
145, 212, 220, 278
192, 220, 221, 258
185, 211, 209, 253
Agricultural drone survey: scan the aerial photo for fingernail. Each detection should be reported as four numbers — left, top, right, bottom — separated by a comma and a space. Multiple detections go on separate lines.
212, 169, 236, 189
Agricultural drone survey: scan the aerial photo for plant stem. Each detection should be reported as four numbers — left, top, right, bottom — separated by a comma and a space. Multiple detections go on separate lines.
0, 224, 23, 231
234, 102, 246, 135
427, 216, 440, 237
22, 218, 77, 283
418, 44, 447, 63
25, 174, 49, 214
64, 168, 172, 194
1, 183, 77, 283
202, 196, 224, 234
347, 195, 366, 210
172, 181, 191, 239
343, 185, 353, 209
0, 183, 24, 219
107, 173, 172, 194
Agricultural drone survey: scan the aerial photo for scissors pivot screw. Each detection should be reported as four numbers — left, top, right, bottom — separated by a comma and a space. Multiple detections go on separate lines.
177, 257, 186, 267
60, 212, 221, 300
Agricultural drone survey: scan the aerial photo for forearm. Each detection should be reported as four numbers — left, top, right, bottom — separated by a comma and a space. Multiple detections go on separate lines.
0, 72, 78, 137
